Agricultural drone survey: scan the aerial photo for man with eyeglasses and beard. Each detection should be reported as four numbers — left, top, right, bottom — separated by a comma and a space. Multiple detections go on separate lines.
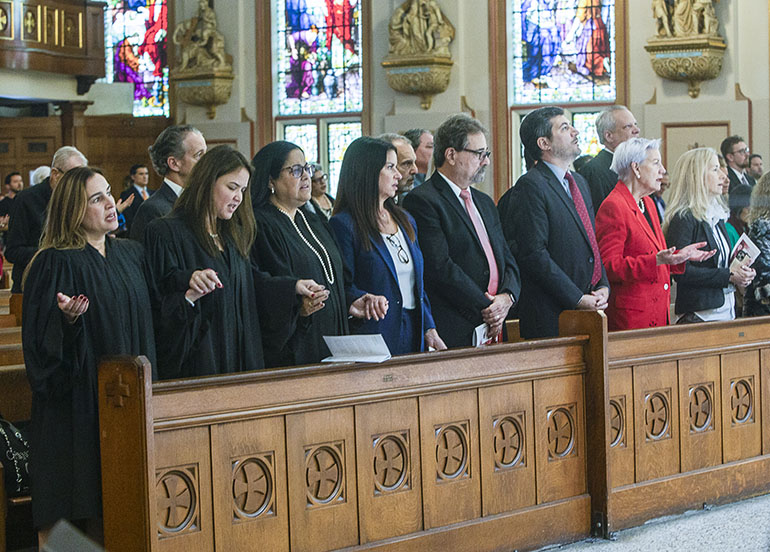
403, 114, 520, 348
721, 135, 755, 191
498, 106, 609, 339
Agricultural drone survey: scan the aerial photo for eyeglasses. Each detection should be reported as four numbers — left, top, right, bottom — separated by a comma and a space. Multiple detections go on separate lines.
281, 163, 313, 178
459, 148, 492, 161
384, 233, 409, 264
732, 147, 750, 155
312, 173, 328, 182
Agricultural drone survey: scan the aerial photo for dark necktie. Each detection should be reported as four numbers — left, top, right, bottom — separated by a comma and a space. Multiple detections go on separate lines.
566, 172, 602, 287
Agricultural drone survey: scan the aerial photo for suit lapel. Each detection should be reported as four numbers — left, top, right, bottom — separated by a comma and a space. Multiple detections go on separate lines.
370, 233, 399, 286
433, 173, 482, 246
538, 164, 591, 248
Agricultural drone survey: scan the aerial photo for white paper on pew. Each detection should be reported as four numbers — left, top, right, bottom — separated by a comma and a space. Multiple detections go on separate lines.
322, 334, 392, 363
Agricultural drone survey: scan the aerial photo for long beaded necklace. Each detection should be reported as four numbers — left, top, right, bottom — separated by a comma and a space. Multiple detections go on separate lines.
275, 205, 336, 284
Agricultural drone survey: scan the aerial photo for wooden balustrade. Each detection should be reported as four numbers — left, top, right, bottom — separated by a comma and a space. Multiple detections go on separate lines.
99, 314, 601, 552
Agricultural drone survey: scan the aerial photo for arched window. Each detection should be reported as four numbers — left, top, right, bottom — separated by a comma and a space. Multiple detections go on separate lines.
490, 0, 626, 197
260, 0, 368, 197
102, 0, 169, 117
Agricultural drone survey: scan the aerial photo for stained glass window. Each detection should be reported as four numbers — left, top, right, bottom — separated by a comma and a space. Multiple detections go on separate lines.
103, 1, 169, 117
275, 0, 363, 115
284, 124, 319, 162
572, 111, 602, 156
327, 121, 361, 196
509, 0, 615, 106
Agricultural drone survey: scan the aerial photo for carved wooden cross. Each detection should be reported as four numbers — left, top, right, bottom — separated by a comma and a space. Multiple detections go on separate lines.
106, 373, 131, 407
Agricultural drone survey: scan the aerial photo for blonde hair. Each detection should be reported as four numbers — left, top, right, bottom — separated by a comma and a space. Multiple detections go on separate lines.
662, 147, 718, 233
747, 172, 770, 224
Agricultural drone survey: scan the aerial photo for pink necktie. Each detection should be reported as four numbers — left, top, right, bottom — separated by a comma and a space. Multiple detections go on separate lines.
141, 188, 149, 200
565, 172, 602, 287
459, 189, 499, 295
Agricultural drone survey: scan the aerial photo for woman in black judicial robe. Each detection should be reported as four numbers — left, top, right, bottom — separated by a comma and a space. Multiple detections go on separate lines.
144, 145, 307, 379
22, 167, 156, 539
251, 141, 348, 366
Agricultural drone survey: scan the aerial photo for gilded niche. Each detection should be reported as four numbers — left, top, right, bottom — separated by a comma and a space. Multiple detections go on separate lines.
171, 0, 234, 119
645, 0, 725, 98
381, 0, 455, 110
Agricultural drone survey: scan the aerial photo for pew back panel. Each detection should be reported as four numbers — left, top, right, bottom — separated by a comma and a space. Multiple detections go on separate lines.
100, 325, 602, 552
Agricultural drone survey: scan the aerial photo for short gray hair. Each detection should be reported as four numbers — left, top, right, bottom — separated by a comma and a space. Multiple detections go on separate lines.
610, 137, 661, 182
51, 146, 87, 171
148, 125, 201, 176
377, 133, 410, 146
595, 106, 630, 146
31, 166, 51, 186
433, 114, 487, 168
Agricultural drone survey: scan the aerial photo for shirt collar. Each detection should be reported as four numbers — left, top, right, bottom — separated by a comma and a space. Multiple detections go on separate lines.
164, 177, 183, 197
438, 170, 469, 200
542, 160, 568, 184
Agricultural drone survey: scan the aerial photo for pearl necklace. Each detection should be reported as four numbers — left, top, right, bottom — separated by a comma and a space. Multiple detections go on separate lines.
275, 206, 335, 284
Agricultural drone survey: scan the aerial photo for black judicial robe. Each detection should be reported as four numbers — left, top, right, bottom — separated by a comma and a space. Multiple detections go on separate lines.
144, 214, 296, 379
22, 239, 156, 528
253, 204, 348, 367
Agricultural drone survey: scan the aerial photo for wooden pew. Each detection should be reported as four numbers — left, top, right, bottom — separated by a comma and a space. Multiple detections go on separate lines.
99, 312, 604, 552
0, 363, 33, 552
560, 314, 770, 537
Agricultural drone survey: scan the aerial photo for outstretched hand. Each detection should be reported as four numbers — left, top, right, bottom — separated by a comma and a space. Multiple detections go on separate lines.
657, 242, 716, 265
57, 292, 89, 324
116, 194, 135, 214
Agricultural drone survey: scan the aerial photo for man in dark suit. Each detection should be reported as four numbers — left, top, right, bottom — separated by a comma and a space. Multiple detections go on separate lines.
403, 114, 520, 348
119, 164, 152, 231
720, 135, 756, 191
498, 106, 609, 339
578, 105, 640, 212
5, 146, 88, 293
130, 125, 206, 241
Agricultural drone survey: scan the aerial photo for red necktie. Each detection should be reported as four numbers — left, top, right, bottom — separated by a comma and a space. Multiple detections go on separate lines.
566, 172, 602, 287
459, 189, 499, 295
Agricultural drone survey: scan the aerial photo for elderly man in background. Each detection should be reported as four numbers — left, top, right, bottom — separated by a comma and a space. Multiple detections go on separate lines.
378, 133, 418, 203
404, 128, 434, 187
130, 125, 206, 240
403, 114, 520, 348
5, 146, 87, 292
578, 105, 640, 212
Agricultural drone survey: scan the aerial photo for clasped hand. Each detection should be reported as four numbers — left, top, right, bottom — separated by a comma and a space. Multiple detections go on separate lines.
730, 265, 756, 290
577, 287, 609, 311
349, 293, 389, 321
481, 292, 513, 337
296, 279, 329, 317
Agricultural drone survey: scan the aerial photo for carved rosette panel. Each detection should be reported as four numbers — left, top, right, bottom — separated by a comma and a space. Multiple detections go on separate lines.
688, 383, 714, 433
22, 5, 40, 42
156, 465, 200, 538
730, 377, 754, 425
434, 421, 470, 482
372, 432, 410, 495
644, 389, 671, 441
305, 442, 345, 507
546, 405, 577, 460
492, 413, 525, 471
231, 453, 275, 521
0, 2, 14, 40
609, 396, 626, 448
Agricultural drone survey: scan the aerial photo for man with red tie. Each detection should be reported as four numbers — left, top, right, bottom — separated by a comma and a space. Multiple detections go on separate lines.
403, 114, 521, 348
498, 106, 609, 339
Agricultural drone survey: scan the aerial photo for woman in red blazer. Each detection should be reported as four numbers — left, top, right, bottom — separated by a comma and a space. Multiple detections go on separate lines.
595, 138, 715, 330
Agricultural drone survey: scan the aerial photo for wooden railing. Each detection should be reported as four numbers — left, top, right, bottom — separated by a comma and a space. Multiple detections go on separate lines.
99, 312, 601, 552
97, 312, 770, 550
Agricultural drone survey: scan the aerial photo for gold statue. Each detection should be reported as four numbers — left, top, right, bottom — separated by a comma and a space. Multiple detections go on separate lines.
173, 0, 230, 72
388, 0, 455, 57
652, 0, 672, 37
